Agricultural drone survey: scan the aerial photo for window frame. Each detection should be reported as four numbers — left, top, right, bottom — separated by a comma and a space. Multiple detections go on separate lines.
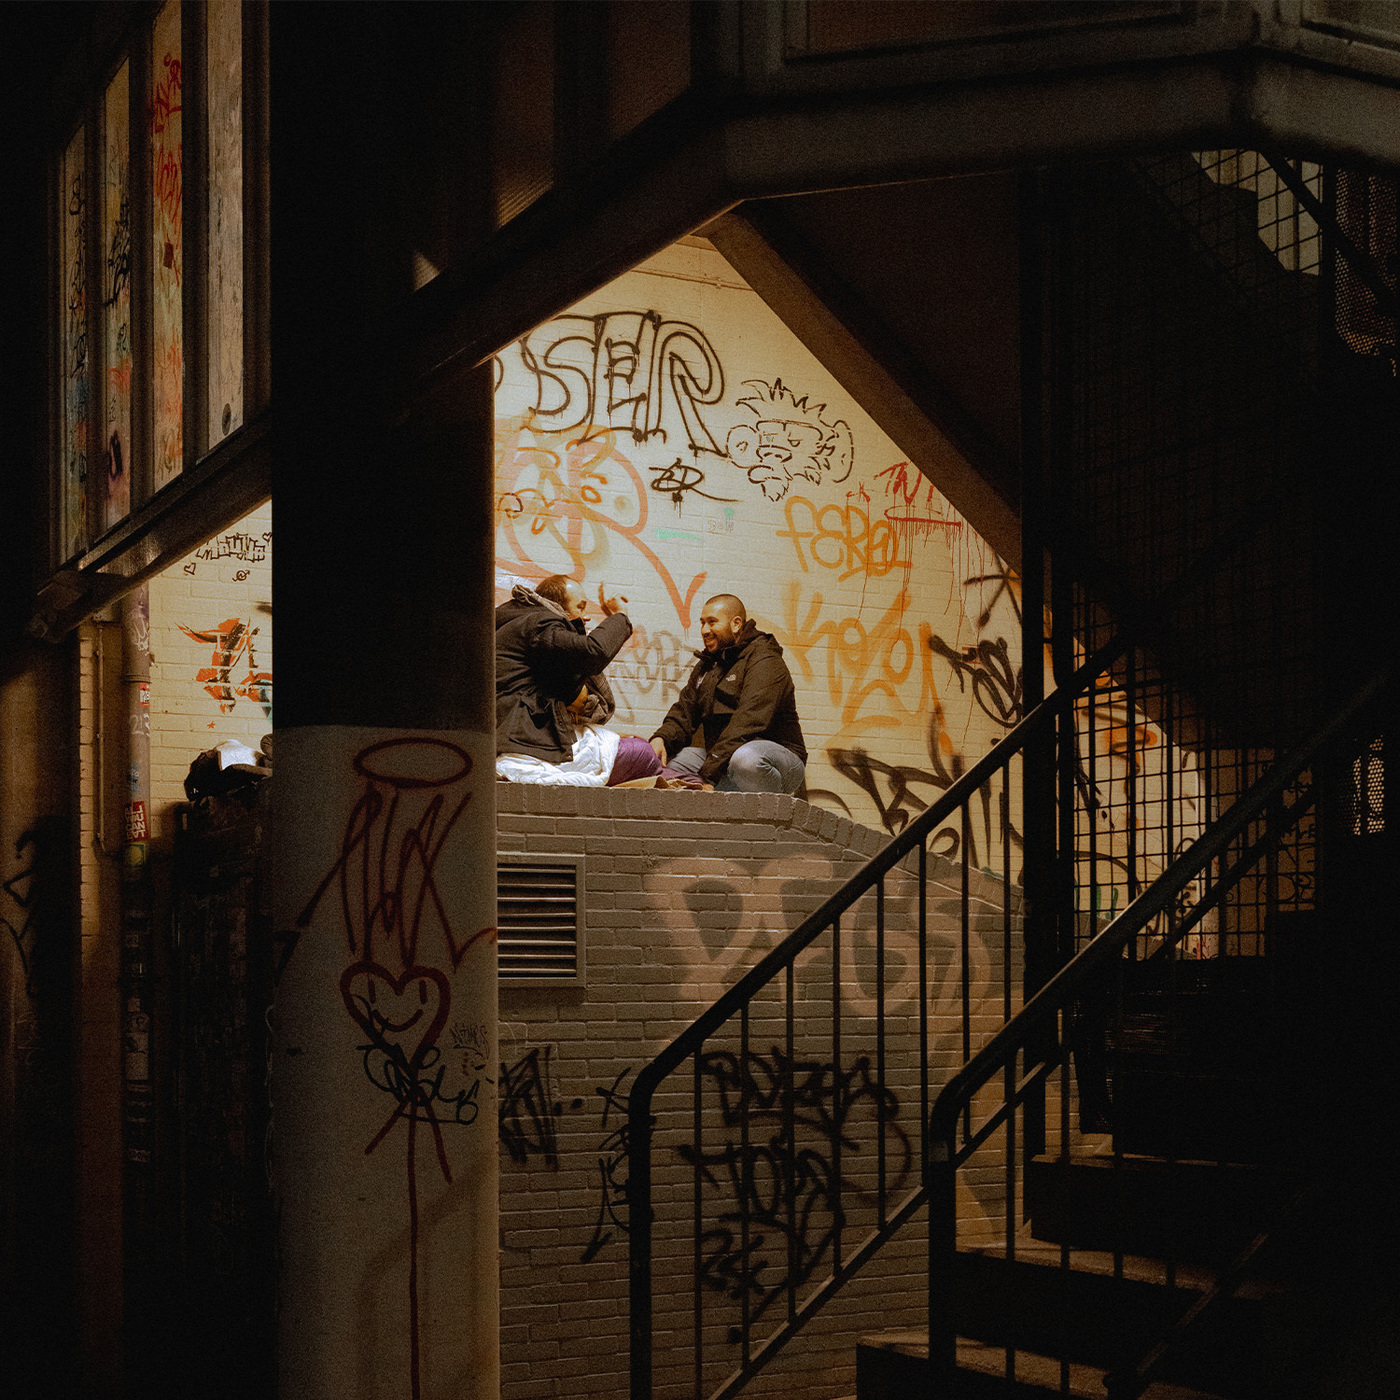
41, 1, 269, 633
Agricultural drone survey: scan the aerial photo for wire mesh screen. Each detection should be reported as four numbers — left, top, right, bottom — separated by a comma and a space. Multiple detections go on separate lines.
1037, 149, 1386, 968
1335, 169, 1399, 369
1347, 735, 1385, 837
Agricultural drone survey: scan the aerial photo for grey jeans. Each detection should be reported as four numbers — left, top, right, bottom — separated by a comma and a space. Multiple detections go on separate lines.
666, 740, 806, 794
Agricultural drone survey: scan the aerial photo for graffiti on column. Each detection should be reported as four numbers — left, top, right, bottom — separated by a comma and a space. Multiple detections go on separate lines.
292, 737, 495, 1400
1, 829, 45, 997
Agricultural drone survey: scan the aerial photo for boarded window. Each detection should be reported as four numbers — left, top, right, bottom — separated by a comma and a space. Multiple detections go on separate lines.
103, 60, 133, 531
61, 124, 89, 561
150, 0, 183, 488
206, 0, 243, 446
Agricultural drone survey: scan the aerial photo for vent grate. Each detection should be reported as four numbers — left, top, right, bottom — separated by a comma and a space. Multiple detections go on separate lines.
498, 857, 583, 981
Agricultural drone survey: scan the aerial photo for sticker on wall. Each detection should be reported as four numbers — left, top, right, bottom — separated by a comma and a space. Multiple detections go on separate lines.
124, 800, 148, 843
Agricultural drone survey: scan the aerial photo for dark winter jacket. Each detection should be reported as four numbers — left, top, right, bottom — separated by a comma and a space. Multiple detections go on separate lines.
495, 585, 632, 761
651, 622, 807, 783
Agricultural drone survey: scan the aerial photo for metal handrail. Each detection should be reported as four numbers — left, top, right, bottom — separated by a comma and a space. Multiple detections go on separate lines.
626, 625, 1133, 1399
921, 668, 1388, 1386
629, 632, 1123, 1105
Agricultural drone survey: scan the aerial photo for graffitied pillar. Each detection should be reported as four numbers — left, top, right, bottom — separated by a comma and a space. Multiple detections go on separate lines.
269, 8, 498, 1399
119, 584, 158, 1373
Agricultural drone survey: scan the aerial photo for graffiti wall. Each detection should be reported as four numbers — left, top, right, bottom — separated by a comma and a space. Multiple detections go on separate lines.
496, 786, 1031, 1400
147, 501, 272, 835
492, 240, 1023, 840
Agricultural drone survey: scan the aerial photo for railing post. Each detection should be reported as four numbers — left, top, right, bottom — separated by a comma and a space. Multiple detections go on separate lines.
628, 1090, 654, 1400
1019, 165, 1053, 1161
926, 1131, 958, 1398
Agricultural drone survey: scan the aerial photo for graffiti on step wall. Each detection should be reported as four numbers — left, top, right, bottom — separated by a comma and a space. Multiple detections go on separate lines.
580, 1068, 635, 1266
567, 1047, 911, 1309
498, 1046, 584, 1169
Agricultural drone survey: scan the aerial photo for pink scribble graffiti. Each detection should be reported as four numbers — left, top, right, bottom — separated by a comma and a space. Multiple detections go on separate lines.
293, 738, 493, 1400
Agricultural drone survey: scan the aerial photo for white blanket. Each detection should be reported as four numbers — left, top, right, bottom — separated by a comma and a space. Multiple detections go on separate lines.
495, 724, 621, 786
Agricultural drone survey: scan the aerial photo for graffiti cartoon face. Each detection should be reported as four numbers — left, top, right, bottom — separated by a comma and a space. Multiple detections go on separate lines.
725, 379, 855, 502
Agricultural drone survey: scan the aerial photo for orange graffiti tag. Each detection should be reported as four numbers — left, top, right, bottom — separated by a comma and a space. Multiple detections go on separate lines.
777, 495, 911, 581
780, 581, 948, 741
495, 417, 708, 628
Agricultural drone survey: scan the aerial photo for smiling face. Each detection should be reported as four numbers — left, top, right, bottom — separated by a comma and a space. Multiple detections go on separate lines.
699, 596, 745, 653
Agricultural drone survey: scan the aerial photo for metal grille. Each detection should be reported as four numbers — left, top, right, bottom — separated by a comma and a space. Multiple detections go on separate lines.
1043, 150, 1351, 963
497, 856, 583, 981
1349, 735, 1385, 837
1335, 169, 1399, 368
628, 148, 1395, 1400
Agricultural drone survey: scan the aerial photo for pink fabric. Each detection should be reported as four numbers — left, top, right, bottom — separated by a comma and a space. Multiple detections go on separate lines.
606, 735, 666, 786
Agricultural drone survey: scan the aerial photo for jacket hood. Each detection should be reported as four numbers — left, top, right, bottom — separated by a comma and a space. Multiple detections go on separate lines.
497, 582, 569, 629
512, 582, 568, 616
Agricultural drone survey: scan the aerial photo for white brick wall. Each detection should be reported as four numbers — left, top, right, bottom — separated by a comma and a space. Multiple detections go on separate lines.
497, 786, 1024, 1400
492, 241, 1023, 846
147, 501, 272, 838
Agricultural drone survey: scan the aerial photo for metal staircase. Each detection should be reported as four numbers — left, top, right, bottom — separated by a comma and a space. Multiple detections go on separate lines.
625, 147, 1396, 1400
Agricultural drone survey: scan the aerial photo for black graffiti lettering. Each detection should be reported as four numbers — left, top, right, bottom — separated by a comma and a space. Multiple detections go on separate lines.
2, 829, 47, 998
498, 1046, 582, 1168
518, 311, 727, 455
963, 563, 1023, 630
830, 747, 941, 839
927, 634, 1023, 729
725, 378, 854, 503
678, 1047, 910, 1328
193, 530, 270, 565
580, 1067, 634, 1264
649, 457, 737, 507
67, 170, 88, 380
104, 169, 132, 308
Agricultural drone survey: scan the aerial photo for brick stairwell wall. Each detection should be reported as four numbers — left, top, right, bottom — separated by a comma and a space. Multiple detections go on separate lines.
496, 784, 1023, 1400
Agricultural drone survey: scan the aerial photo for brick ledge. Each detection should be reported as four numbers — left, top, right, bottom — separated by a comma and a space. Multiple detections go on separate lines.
495, 782, 1022, 910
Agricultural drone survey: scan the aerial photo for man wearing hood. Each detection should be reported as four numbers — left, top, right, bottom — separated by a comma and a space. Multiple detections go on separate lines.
649, 594, 807, 793
495, 575, 631, 763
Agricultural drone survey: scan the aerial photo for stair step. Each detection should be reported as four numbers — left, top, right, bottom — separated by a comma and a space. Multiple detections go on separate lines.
1027, 1153, 1303, 1260
951, 1245, 1200, 1373
856, 1332, 1230, 1399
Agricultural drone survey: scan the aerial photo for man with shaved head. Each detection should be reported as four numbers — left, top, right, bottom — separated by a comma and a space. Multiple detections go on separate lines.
650, 594, 807, 793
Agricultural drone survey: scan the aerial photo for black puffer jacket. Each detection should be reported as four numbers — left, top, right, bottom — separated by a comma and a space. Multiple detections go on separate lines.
651, 622, 807, 783
495, 585, 632, 761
